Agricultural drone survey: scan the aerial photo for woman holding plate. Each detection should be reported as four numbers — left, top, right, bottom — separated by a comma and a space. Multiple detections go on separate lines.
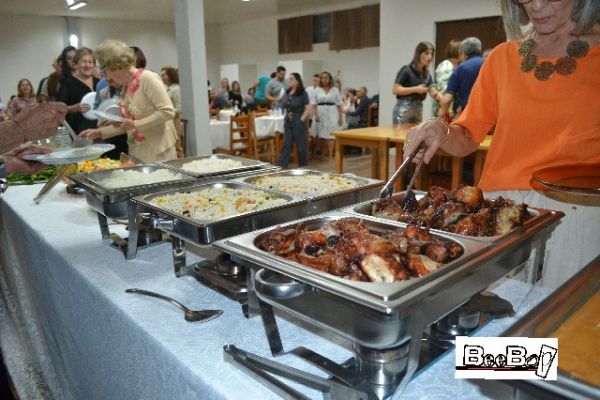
58, 47, 99, 134
80, 40, 177, 163
403, 0, 600, 289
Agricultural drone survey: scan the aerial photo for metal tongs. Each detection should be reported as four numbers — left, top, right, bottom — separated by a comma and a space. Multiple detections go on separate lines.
224, 345, 370, 400
379, 142, 427, 201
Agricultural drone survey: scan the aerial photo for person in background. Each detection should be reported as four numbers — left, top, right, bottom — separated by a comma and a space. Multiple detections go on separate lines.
253, 75, 271, 108
130, 46, 147, 69
304, 73, 320, 141
342, 88, 357, 129
312, 71, 343, 160
277, 72, 311, 168
8, 79, 37, 117
432, 39, 461, 120
229, 81, 243, 111
392, 41, 439, 125
265, 66, 289, 106
39, 56, 63, 100
80, 40, 177, 163
482, 48, 493, 61
58, 47, 99, 134
59, 46, 77, 83
243, 87, 257, 112
95, 77, 127, 159
404, 0, 600, 290
218, 78, 230, 105
439, 37, 484, 120
345, 86, 371, 129
0, 103, 8, 122
161, 66, 184, 158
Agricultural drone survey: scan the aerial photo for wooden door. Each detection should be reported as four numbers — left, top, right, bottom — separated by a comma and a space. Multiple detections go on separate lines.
435, 16, 506, 66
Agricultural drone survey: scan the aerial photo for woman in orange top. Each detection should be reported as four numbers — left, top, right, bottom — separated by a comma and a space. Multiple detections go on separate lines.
404, 0, 599, 289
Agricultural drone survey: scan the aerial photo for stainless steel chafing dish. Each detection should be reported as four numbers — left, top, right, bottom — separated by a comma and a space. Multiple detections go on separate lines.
157, 154, 271, 178
233, 169, 383, 216
214, 208, 564, 399
502, 255, 600, 400
130, 181, 306, 276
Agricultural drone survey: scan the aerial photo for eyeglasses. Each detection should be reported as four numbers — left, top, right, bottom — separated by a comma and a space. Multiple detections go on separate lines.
512, 0, 562, 5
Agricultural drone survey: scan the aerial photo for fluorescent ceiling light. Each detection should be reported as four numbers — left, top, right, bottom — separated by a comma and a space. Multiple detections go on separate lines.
66, 0, 88, 10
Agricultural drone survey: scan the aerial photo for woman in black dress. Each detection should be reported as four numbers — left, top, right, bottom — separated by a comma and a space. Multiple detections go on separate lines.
58, 47, 99, 134
277, 72, 311, 168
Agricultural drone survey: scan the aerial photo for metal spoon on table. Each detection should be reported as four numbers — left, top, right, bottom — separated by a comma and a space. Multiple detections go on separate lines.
125, 288, 223, 323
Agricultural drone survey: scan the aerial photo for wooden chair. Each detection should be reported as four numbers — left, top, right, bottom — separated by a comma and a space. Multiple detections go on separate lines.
250, 112, 276, 164
367, 103, 379, 127
224, 113, 254, 158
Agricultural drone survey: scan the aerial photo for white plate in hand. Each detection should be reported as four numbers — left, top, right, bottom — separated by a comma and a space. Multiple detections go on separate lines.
81, 92, 97, 120
95, 110, 125, 123
22, 144, 115, 165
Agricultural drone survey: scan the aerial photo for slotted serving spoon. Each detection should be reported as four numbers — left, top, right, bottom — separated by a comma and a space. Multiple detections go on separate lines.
125, 288, 223, 323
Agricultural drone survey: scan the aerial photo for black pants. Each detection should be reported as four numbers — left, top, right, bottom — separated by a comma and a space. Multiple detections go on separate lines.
277, 117, 308, 168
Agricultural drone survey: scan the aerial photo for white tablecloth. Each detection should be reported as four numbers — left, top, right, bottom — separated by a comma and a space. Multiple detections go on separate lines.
0, 183, 553, 400
209, 116, 284, 150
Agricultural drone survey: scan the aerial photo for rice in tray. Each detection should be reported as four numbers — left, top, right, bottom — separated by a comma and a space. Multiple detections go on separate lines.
97, 169, 182, 189
180, 157, 244, 174
252, 174, 360, 196
151, 187, 288, 220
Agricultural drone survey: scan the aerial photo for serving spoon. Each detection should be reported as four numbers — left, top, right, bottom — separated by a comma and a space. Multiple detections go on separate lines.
62, 120, 93, 148
125, 288, 223, 323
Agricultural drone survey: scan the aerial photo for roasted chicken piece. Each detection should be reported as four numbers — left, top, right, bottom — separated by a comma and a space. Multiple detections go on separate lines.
491, 197, 528, 235
451, 185, 483, 210
449, 208, 491, 236
429, 201, 470, 229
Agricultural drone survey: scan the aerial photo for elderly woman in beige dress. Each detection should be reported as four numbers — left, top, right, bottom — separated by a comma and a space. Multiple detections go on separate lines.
80, 40, 177, 162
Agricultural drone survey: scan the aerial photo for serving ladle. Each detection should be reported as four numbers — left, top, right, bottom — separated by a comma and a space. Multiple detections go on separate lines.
125, 288, 223, 323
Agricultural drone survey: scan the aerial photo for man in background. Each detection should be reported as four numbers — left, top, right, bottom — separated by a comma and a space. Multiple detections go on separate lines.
265, 66, 288, 105
439, 37, 483, 120
345, 86, 371, 129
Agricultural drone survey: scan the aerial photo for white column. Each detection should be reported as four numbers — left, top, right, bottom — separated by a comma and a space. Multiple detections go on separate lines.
175, 0, 211, 156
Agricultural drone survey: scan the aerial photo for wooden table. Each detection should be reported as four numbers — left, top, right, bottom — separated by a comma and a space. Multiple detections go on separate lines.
331, 125, 414, 180
389, 132, 493, 190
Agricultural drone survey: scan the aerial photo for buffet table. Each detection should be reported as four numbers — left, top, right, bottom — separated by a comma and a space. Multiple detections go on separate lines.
0, 183, 551, 400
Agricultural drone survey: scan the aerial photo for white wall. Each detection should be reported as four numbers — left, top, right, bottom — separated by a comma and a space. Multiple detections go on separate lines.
0, 14, 176, 104
212, 4, 381, 96
379, 0, 501, 125
0, 15, 65, 104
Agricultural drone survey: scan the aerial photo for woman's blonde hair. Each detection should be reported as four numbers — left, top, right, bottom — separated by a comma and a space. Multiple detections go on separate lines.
94, 39, 134, 71
501, 0, 600, 40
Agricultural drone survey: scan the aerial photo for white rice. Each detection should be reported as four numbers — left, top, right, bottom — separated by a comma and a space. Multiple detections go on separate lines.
97, 169, 182, 189
181, 157, 243, 174
252, 174, 360, 196
151, 187, 288, 221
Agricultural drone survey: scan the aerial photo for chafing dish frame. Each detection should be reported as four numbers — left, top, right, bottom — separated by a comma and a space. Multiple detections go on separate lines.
233, 168, 384, 217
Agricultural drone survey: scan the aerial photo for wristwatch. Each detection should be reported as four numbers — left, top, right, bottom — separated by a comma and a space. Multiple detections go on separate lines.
0, 155, 7, 193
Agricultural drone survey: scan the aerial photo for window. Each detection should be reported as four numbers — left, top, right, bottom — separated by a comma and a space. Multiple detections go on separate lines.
313, 14, 329, 44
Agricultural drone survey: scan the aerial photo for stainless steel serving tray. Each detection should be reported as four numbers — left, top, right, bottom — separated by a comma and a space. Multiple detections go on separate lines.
214, 209, 564, 348
502, 255, 600, 400
131, 181, 307, 246
233, 169, 383, 216
158, 154, 271, 178
69, 165, 198, 219
343, 191, 542, 243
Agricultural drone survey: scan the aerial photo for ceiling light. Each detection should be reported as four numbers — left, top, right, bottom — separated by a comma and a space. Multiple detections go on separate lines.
65, 0, 88, 10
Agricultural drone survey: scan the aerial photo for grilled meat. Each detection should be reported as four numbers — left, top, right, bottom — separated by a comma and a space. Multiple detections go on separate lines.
256, 218, 462, 283
372, 186, 528, 237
